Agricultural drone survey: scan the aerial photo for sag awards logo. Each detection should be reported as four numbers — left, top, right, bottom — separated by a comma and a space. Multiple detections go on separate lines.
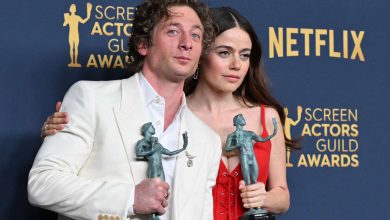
285, 106, 359, 168
63, 2, 135, 69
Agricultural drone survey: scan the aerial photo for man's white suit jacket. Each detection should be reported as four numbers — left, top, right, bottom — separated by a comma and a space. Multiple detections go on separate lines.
28, 73, 221, 220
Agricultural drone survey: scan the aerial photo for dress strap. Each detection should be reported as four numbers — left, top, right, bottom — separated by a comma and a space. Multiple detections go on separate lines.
260, 104, 269, 137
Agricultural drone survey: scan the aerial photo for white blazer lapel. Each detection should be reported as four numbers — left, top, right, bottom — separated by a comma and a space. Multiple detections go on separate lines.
172, 114, 207, 219
113, 74, 150, 184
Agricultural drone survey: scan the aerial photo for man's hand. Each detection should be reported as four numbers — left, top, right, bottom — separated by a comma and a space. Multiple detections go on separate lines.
133, 178, 170, 215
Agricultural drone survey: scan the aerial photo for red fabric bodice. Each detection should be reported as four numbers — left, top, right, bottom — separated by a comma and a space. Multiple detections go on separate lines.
213, 105, 272, 220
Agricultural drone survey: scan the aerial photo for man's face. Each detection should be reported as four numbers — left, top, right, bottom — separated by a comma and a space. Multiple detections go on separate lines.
140, 5, 203, 83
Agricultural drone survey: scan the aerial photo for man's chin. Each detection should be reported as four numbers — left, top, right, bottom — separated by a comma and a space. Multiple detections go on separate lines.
165, 64, 196, 82
170, 73, 191, 83
173, 69, 195, 80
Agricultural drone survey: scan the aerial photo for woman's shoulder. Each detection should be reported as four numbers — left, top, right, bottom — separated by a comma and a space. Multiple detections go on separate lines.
263, 106, 280, 119
262, 106, 283, 134
242, 104, 279, 119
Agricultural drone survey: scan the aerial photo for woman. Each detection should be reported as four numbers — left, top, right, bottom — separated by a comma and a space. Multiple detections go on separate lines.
41, 7, 297, 219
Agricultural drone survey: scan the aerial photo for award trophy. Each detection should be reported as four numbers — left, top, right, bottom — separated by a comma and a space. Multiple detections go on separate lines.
225, 114, 277, 220
135, 122, 188, 220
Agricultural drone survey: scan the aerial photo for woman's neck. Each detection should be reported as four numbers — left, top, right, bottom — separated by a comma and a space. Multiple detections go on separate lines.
188, 83, 242, 114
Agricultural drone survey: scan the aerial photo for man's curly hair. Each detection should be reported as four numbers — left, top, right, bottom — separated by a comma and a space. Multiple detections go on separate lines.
126, 0, 215, 74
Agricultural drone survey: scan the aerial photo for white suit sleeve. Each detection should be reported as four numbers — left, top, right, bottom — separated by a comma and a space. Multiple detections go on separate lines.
28, 82, 134, 219
202, 136, 221, 220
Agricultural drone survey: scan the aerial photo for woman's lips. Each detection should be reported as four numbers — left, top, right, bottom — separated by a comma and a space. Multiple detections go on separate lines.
223, 74, 240, 82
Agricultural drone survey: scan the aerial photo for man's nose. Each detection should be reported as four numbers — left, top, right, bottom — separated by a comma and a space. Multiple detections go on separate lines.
179, 34, 193, 51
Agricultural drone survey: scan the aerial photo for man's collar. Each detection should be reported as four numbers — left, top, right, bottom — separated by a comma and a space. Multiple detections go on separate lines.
138, 72, 160, 106
138, 72, 187, 113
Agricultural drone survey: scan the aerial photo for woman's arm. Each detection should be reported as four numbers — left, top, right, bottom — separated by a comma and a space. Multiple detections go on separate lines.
262, 107, 290, 213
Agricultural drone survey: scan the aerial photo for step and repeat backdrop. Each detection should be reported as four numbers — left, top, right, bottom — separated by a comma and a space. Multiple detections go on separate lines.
1, 0, 389, 219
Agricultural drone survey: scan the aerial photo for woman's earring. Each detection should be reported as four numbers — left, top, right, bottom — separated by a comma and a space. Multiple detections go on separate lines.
193, 66, 199, 80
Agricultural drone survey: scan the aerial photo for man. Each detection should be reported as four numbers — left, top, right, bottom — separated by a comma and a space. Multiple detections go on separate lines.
28, 0, 221, 219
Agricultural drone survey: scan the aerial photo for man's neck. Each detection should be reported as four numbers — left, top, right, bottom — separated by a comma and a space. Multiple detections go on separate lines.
141, 71, 185, 131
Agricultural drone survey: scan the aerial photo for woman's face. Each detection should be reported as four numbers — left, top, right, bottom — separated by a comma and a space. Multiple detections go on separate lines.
199, 27, 252, 94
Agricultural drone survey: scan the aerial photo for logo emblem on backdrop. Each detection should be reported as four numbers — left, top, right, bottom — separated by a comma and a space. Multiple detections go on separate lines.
62, 3, 135, 69
284, 105, 303, 167
284, 105, 359, 168
63, 3, 92, 68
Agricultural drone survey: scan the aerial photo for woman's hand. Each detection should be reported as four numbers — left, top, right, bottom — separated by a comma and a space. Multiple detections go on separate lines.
239, 180, 267, 209
40, 101, 69, 139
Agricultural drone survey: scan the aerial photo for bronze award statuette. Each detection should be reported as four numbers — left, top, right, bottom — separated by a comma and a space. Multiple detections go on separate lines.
135, 122, 188, 220
225, 114, 277, 220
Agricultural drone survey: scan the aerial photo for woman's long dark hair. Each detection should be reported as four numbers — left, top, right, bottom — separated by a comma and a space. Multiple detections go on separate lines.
185, 7, 300, 150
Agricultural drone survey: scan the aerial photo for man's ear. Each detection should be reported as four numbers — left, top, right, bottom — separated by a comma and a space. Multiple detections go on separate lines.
137, 41, 147, 56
